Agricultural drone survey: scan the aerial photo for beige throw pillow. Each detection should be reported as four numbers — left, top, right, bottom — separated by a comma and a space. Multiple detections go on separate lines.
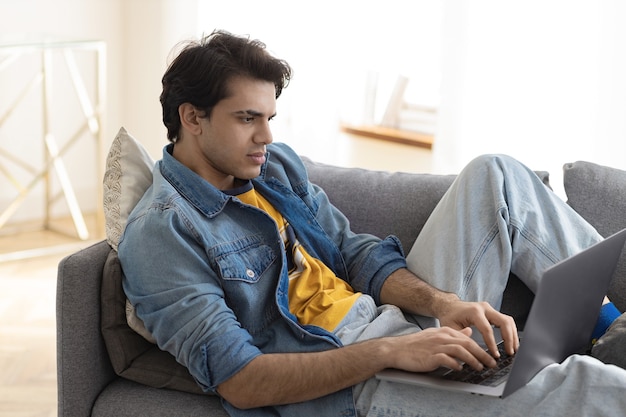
103, 127, 155, 251
102, 127, 157, 343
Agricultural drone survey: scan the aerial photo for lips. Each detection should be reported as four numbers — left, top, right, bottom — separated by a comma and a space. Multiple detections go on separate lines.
248, 152, 266, 165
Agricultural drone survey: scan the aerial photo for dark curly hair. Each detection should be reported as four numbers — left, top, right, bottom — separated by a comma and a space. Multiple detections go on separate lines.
160, 30, 293, 142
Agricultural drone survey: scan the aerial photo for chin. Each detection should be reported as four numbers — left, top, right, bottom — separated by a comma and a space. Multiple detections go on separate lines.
239, 171, 261, 181
248, 167, 263, 179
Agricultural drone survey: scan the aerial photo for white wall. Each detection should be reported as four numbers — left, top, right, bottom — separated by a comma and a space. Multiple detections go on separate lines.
121, 0, 199, 158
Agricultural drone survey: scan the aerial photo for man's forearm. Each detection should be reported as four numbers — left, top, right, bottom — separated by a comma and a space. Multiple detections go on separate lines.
217, 338, 394, 409
217, 318, 498, 410
379, 268, 459, 318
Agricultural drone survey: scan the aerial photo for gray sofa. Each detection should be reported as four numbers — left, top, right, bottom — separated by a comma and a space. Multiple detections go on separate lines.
56, 156, 626, 417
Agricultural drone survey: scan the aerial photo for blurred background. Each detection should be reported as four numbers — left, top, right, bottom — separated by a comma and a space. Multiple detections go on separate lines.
2, 0, 626, 231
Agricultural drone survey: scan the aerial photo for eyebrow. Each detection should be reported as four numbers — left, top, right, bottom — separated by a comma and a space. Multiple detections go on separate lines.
234, 109, 277, 119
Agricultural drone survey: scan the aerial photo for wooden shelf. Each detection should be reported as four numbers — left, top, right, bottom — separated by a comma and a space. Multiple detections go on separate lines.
340, 124, 434, 149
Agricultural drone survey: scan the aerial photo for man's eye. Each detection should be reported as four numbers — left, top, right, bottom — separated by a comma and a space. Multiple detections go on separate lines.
243, 117, 254, 123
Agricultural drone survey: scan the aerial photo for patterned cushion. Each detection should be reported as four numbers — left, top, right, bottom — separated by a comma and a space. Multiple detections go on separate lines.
103, 127, 154, 251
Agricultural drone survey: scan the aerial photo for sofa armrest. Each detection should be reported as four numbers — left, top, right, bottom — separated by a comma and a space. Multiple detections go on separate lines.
56, 240, 117, 417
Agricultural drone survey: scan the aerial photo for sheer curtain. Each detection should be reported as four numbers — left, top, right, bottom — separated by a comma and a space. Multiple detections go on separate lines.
435, 0, 626, 197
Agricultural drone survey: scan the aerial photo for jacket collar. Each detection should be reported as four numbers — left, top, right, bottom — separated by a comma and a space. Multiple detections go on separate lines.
158, 143, 267, 218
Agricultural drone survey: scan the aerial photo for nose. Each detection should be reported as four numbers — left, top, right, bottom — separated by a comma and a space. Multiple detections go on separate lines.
254, 120, 273, 145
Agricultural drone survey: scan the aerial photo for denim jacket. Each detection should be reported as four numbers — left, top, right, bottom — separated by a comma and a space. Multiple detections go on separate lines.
118, 142, 407, 416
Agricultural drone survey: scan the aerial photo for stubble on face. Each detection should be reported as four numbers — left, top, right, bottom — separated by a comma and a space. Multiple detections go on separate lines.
174, 76, 277, 190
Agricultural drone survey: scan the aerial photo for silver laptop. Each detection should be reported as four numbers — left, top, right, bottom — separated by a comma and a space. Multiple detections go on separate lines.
376, 228, 626, 398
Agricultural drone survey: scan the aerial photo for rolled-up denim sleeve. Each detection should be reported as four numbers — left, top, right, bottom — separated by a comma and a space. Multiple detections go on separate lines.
119, 207, 262, 392
307, 181, 407, 305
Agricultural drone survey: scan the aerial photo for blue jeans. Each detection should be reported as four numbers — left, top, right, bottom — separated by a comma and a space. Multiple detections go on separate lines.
408, 154, 602, 307
338, 155, 626, 416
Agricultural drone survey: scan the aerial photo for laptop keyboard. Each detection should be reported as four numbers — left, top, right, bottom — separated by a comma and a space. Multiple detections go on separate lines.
437, 341, 515, 387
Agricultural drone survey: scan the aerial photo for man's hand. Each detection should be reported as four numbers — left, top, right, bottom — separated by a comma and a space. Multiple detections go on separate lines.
381, 326, 498, 373
437, 299, 519, 357
380, 268, 519, 358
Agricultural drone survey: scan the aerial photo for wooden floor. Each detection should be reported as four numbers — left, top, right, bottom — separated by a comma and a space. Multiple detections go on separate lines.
0, 252, 63, 417
0, 215, 103, 417
0, 133, 432, 416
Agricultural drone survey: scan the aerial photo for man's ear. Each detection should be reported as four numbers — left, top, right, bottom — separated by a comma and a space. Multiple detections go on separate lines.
178, 103, 203, 135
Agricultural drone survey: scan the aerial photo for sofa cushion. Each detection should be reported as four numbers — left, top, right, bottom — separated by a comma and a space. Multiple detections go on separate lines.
302, 157, 457, 251
92, 378, 227, 417
563, 161, 626, 311
564, 161, 626, 238
102, 127, 158, 341
100, 249, 209, 395
103, 127, 155, 251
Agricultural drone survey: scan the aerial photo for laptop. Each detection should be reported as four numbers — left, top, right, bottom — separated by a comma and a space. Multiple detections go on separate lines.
376, 228, 626, 398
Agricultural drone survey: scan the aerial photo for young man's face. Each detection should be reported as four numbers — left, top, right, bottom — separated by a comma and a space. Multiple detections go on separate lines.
177, 76, 277, 190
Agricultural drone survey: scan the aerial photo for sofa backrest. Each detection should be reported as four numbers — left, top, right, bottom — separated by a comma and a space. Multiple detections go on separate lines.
563, 160, 626, 311
302, 157, 457, 253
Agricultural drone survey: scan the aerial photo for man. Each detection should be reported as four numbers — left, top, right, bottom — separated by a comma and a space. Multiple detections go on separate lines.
118, 30, 626, 416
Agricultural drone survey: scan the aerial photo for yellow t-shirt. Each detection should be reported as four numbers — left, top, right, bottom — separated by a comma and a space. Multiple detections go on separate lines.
237, 187, 360, 331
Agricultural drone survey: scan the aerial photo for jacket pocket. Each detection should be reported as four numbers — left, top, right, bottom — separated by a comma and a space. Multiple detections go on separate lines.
214, 237, 277, 283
